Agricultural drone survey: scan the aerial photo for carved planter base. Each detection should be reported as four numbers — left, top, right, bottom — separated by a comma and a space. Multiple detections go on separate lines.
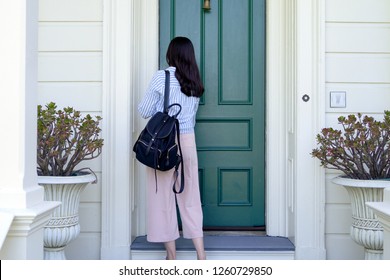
333, 176, 387, 260
38, 173, 96, 260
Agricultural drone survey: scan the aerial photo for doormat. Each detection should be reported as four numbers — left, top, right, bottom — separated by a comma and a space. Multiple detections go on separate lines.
131, 235, 294, 251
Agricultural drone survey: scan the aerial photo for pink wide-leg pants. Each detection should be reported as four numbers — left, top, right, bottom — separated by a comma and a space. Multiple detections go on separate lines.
146, 133, 204, 242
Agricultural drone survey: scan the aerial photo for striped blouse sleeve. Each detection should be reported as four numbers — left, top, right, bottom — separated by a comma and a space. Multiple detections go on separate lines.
137, 71, 164, 118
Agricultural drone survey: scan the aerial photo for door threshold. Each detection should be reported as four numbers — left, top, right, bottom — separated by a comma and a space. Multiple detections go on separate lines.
204, 230, 266, 237
203, 226, 265, 231
130, 235, 295, 260
131, 235, 294, 251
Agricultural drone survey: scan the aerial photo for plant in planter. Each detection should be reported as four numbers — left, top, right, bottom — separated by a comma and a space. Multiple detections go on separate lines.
37, 102, 103, 260
311, 111, 390, 259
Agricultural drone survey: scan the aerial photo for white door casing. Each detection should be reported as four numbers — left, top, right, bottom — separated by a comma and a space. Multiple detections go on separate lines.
266, 0, 326, 259
294, 0, 326, 259
101, 0, 159, 260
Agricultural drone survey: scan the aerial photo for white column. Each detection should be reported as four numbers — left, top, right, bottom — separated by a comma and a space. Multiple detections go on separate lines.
0, 0, 59, 260
266, 1, 327, 261
367, 188, 390, 260
101, 0, 159, 259
293, 0, 326, 259
101, 0, 133, 259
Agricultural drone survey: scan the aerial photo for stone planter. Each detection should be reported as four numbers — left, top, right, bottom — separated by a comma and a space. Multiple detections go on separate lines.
38, 173, 96, 260
332, 176, 388, 260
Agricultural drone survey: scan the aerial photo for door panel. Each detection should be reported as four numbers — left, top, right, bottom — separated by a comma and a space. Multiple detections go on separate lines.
159, 0, 265, 227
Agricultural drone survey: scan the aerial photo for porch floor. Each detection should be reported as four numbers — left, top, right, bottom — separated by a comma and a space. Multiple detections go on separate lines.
130, 234, 295, 260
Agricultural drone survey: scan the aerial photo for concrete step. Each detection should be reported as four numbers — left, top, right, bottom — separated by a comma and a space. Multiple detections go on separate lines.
130, 235, 295, 260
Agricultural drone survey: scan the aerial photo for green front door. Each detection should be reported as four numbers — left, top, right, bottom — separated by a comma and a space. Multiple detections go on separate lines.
159, 0, 265, 228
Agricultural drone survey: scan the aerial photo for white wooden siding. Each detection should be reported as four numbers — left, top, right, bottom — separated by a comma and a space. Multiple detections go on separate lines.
39, 53, 102, 81
38, 0, 103, 260
38, 83, 102, 111
327, 54, 390, 83
39, 0, 103, 21
326, 84, 390, 113
326, 0, 390, 23
326, 23, 390, 53
325, 0, 390, 259
39, 23, 102, 51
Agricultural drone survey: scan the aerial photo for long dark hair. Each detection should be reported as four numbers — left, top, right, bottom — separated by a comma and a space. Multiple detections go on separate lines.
166, 37, 204, 97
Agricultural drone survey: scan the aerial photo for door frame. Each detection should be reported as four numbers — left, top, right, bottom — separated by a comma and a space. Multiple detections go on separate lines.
265, 0, 326, 259
101, 0, 326, 259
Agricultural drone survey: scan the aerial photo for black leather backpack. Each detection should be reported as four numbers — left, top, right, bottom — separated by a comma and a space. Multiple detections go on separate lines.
133, 70, 184, 193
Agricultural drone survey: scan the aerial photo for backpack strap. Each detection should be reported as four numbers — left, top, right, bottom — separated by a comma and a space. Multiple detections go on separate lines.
163, 70, 170, 113
172, 119, 185, 194
164, 69, 185, 194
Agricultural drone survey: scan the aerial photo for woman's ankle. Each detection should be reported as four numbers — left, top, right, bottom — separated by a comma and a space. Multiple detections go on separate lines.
164, 240, 176, 260
166, 254, 176, 260
197, 251, 206, 260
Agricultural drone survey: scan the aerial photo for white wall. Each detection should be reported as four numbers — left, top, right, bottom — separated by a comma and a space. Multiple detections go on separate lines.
324, 0, 390, 259
38, 0, 103, 260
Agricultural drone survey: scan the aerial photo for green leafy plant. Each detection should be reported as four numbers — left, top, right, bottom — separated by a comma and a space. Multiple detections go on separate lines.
37, 102, 104, 176
311, 111, 390, 180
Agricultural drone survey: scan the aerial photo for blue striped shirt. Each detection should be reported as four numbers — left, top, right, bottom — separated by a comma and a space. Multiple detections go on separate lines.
138, 67, 200, 134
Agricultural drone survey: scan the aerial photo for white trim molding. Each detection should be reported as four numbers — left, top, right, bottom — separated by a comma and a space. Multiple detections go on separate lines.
101, 0, 159, 259
0, 202, 60, 259
131, 0, 159, 239
266, 0, 326, 259
293, 0, 326, 259
266, 0, 289, 237
101, 0, 133, 260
